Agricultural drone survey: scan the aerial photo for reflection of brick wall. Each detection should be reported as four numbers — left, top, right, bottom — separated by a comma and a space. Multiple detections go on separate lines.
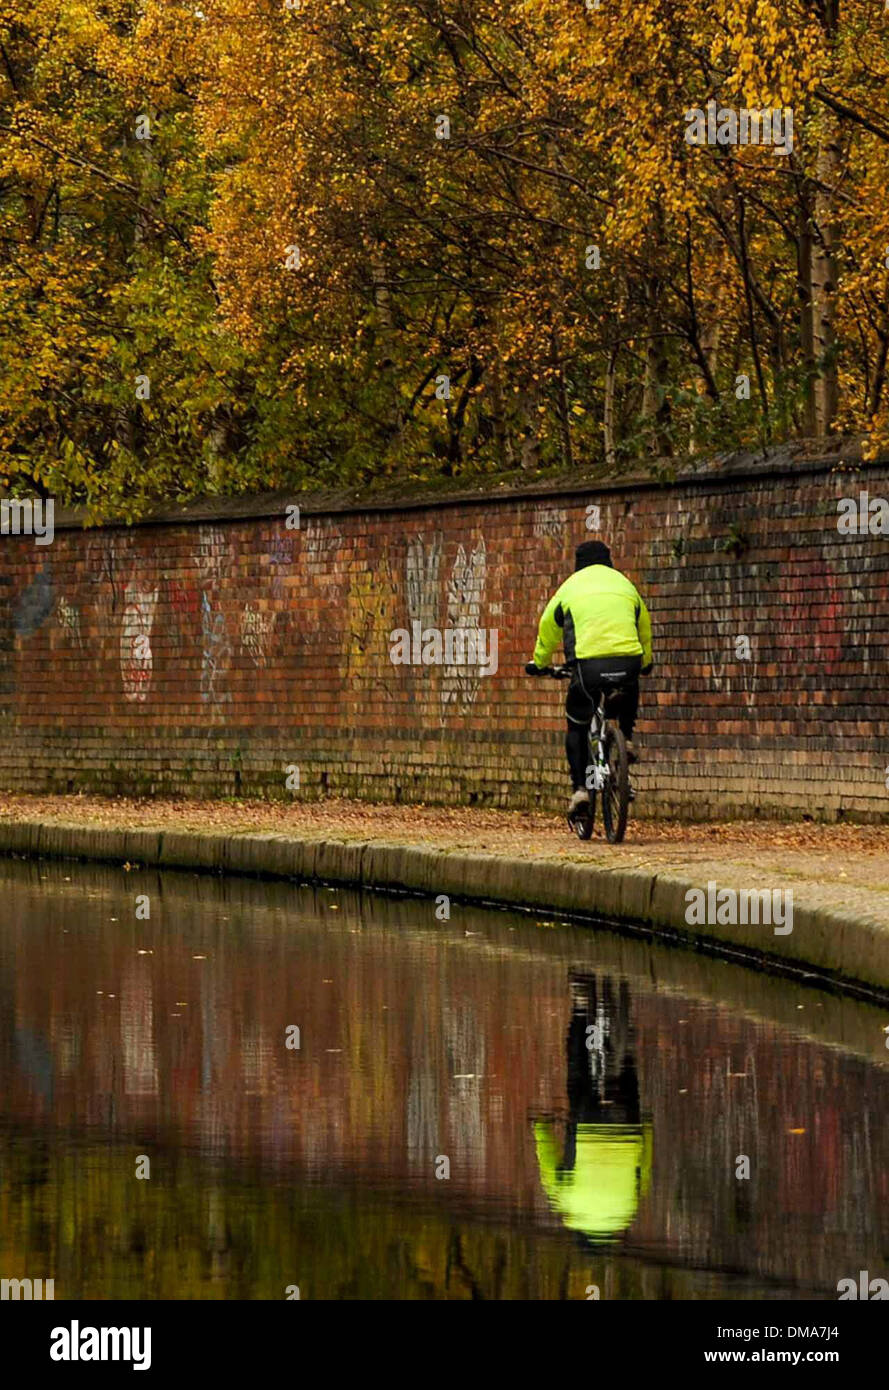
6, 862, 889, 1294
0, 448, 888, 819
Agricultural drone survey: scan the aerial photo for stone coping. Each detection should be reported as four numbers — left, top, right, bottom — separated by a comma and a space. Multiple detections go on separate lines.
1, 819, 886, 996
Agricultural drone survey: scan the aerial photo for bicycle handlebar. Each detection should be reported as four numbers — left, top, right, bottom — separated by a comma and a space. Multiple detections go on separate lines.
529, 662, 650, 680
525, 662, 572, 679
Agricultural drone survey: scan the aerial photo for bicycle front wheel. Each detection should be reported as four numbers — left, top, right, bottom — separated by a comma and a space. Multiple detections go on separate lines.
601, 724, 630, 843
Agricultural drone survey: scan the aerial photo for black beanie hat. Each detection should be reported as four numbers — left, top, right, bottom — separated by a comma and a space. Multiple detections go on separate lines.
575, 540, 612, 569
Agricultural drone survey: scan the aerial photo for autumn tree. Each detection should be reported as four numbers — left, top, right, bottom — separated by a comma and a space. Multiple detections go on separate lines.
2, 0, 889, 514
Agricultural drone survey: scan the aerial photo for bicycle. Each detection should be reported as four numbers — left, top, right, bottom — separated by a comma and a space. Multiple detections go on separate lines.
532, 664, 632, 844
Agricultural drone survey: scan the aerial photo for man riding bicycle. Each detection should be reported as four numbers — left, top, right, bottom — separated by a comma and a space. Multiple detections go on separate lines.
526, 540, 652, 818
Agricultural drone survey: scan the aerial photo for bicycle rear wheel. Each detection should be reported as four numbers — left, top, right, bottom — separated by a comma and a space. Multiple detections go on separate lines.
601, 724, 630, 843
570, 736, 601, 840
569, 796, 595, 840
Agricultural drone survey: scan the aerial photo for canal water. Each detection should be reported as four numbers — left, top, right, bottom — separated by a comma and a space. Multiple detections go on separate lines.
0, 856, 885, 1300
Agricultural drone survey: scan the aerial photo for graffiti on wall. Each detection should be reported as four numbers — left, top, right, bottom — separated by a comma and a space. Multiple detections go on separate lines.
201, 591, 232, 706
201, 591, 232, 707
441, 537, 487, 715
169, 579, 199, 621
301, 518, 343, 581
56, 596, 83, 649
195, 527, 230, 589
167, 577, 200, 654
269, 532, 294, 600
406, 534, 442, 632
346, 550, 397, 693
240, 604, 276, 668
84, 534, 125, 639
533, 507, 566, 542
842, 560, 889, 676
120, 582, 159, 703
707, 573, 758, 708
14, 565, 54, 637
194, 525, 234, 708
779, 560, 843, 672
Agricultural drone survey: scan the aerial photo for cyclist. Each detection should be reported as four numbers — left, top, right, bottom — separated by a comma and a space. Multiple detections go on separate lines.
534, 973, 652, 1244
525, 539, 652, 819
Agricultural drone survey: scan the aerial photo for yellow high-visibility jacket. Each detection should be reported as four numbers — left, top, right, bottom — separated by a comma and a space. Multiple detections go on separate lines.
534, 1120, 653, 1242
533, 565, 652, 668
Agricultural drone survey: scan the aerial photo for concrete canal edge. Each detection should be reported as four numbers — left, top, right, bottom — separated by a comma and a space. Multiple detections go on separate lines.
1, 818, 887, 994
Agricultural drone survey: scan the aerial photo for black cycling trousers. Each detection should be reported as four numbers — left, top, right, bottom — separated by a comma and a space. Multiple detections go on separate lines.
565, 655, 642, 791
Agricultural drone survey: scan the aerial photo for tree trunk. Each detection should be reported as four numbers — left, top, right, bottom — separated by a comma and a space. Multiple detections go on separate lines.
641, 290, 672, 456
797, 180, 817, 435
489, 353, 514, 471
868, 294, 889, 419
641, 206, 672, 456
370, 242, 403, 437
517, 386, 541, 470
552, 327, 573, 469
811, 0, 841, 438
812, 131, 841, 436
603, 349, 617, 467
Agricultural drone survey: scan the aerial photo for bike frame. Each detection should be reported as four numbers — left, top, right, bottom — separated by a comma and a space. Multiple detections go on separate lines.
530, 662, 632, 841
585, 692, 611, 794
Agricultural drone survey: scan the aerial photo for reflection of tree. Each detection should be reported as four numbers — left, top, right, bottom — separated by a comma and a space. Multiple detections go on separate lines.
0, 1134, 679, 1300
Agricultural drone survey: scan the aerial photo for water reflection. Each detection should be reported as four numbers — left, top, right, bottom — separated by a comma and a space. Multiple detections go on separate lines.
0, 858, 886, 1299
535, 975, 652, 1244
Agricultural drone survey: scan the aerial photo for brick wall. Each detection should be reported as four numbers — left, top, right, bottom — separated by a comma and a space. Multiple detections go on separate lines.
1, 447, 888, 820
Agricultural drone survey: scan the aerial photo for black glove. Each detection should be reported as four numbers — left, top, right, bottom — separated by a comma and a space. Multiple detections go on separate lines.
641, 662, 653, 676
525, 661, 542, 676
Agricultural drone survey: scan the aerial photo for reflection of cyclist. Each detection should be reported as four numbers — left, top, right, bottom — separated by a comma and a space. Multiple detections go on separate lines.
526, 540, 652, 819
534, 974, 652, 1244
